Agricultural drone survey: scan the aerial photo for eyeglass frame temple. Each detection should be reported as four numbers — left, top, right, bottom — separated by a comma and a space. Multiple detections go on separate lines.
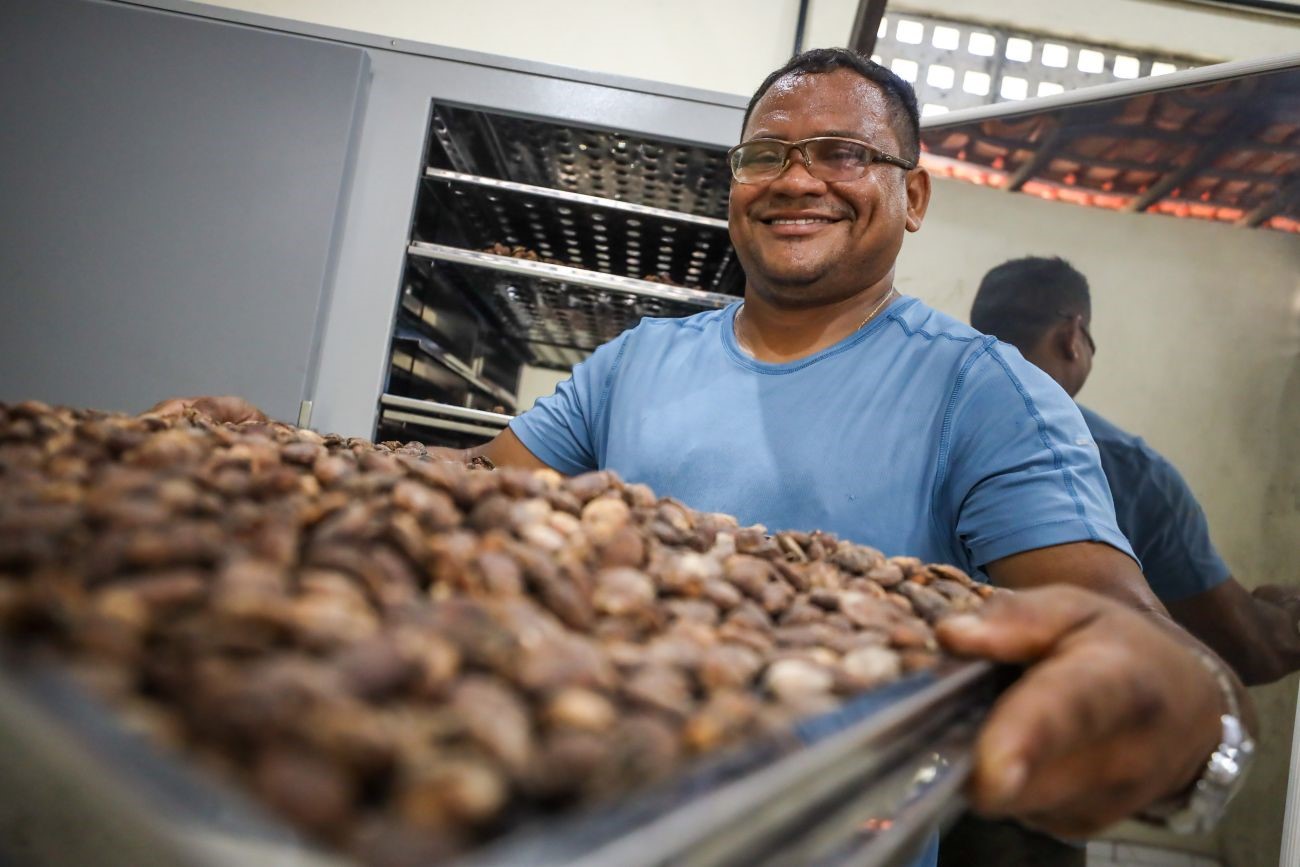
726, 136, 918, 179
1056, 310, 1097, 356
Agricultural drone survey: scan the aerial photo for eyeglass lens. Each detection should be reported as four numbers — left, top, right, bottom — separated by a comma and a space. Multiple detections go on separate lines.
732, 139, 877, 183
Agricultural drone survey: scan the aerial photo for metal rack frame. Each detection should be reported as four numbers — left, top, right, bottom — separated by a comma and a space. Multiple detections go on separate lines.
385, 99, 745, 444
391, 321, 518, 410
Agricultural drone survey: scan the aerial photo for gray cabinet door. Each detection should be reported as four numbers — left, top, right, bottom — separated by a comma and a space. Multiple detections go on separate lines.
0, 0, 369, 421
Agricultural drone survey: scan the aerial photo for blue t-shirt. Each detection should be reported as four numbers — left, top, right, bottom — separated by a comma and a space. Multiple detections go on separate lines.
1078, 406, 1231, 602
512, 298, 1134, 575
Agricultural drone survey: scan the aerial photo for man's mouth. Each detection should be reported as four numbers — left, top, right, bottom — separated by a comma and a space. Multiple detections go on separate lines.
757, 213, 845, 235
765, 217, 837, 225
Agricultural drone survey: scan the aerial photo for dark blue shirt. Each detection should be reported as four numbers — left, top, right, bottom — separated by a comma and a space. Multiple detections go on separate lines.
1078, 406, 1231, 602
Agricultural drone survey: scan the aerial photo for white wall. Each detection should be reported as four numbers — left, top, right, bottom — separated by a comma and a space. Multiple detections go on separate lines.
192, 0, 1300, 97
517, 364, 571, 412
900, 176, 1300, 866
175, 0, 802, 97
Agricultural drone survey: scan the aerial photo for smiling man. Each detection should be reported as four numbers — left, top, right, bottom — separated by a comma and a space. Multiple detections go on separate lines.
169, 50, 1255, 864
474, 49, 1253, 861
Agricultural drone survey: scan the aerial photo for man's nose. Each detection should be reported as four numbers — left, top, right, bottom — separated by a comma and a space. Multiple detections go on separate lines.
768, 152, 827, 195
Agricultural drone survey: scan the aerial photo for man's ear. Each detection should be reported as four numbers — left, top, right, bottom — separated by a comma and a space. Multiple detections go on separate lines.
904, 167, 931, 232
1052, 320, 1079, 362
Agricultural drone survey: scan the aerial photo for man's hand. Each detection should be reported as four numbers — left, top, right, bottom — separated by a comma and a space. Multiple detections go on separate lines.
147, 395, 269, 424
937, 586, 1244, 838
1251, 583, 1300, 670
1252, 583, 1300, 629
431, 428, 555, 471
1164, 579, 1300, 686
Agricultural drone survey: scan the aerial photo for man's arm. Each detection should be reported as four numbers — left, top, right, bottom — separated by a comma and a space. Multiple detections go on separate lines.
985, 540, 1167, 616
1167, 579, 1300, 686
428, 427, 555, 472
148, 397, 557, 472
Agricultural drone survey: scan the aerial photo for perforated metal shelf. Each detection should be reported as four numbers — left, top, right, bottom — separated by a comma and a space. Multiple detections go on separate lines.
408, 243, 734, 366
420, 168, 741, 293
379, 394, 510, 441
428, 103, 734, 219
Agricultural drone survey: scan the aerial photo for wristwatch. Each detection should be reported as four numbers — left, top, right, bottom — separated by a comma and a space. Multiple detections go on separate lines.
1138, 650, 1256, 835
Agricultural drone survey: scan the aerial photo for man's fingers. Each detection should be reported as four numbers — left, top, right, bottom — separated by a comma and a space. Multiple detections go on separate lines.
192, 396, 268, 424
146, 396, 197, 418
1253, 584, 1300, 615
144, 395, 269, 424
935, 586, 1102, 665
966, 641, 1164, 815
943, 585, 1224, 832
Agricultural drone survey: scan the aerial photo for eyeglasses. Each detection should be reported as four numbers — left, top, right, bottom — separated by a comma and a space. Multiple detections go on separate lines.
1058, 311, 1096, 357
727, 136, 917, 185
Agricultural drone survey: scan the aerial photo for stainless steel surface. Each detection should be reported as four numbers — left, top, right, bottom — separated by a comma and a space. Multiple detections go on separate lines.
408, 242, 735, 358
0, 654, 347, 867
0, 632, 1003, 867
424, 168, 729, 229
407, 243, 736, 308
428, 104, 735, 218
420, 168, 740, 293
380, 408, 505, 438
1283, 685, 1300, 867
459, 661, 1006, 867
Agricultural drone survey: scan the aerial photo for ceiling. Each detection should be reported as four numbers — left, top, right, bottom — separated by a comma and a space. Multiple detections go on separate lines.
919, 55, 1300, 232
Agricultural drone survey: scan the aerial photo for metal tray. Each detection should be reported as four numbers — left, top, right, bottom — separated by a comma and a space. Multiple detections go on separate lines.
0, 650, 348, 867
427, 104, 734, 219
458, 660, 1005, 867
418, 168, 742, 294
0, 642, 1005, 867
407, 243, 735, 363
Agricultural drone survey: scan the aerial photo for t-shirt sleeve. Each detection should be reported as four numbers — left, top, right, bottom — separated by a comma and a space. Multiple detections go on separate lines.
938, 342, 1136, 571
507, 330, 632, 475
1118, 449, 1231, 602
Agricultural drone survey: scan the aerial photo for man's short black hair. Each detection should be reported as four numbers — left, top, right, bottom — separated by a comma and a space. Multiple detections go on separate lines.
742, 48, 921, 162
971, 256, 1092, 353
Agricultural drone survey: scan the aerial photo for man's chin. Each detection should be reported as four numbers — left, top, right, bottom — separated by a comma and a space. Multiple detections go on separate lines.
749, 274, 849, 309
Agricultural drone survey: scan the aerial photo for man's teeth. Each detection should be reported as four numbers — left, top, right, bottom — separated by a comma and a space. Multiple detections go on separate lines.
770, 217, 833, 225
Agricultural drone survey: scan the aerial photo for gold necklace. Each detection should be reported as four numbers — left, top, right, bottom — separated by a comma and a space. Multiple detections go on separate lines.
735, 287, 898, 355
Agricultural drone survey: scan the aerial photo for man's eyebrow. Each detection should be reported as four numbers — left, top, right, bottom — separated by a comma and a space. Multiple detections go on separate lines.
744, 128, 873, 141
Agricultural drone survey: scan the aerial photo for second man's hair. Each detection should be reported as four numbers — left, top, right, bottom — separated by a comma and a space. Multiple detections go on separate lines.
970, 256, 1091, 353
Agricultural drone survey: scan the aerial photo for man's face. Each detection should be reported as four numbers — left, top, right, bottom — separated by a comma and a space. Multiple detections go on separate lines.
728, 69, 930, 308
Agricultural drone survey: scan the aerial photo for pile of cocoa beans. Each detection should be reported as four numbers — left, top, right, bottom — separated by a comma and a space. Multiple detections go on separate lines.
0, 400, 991, 866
